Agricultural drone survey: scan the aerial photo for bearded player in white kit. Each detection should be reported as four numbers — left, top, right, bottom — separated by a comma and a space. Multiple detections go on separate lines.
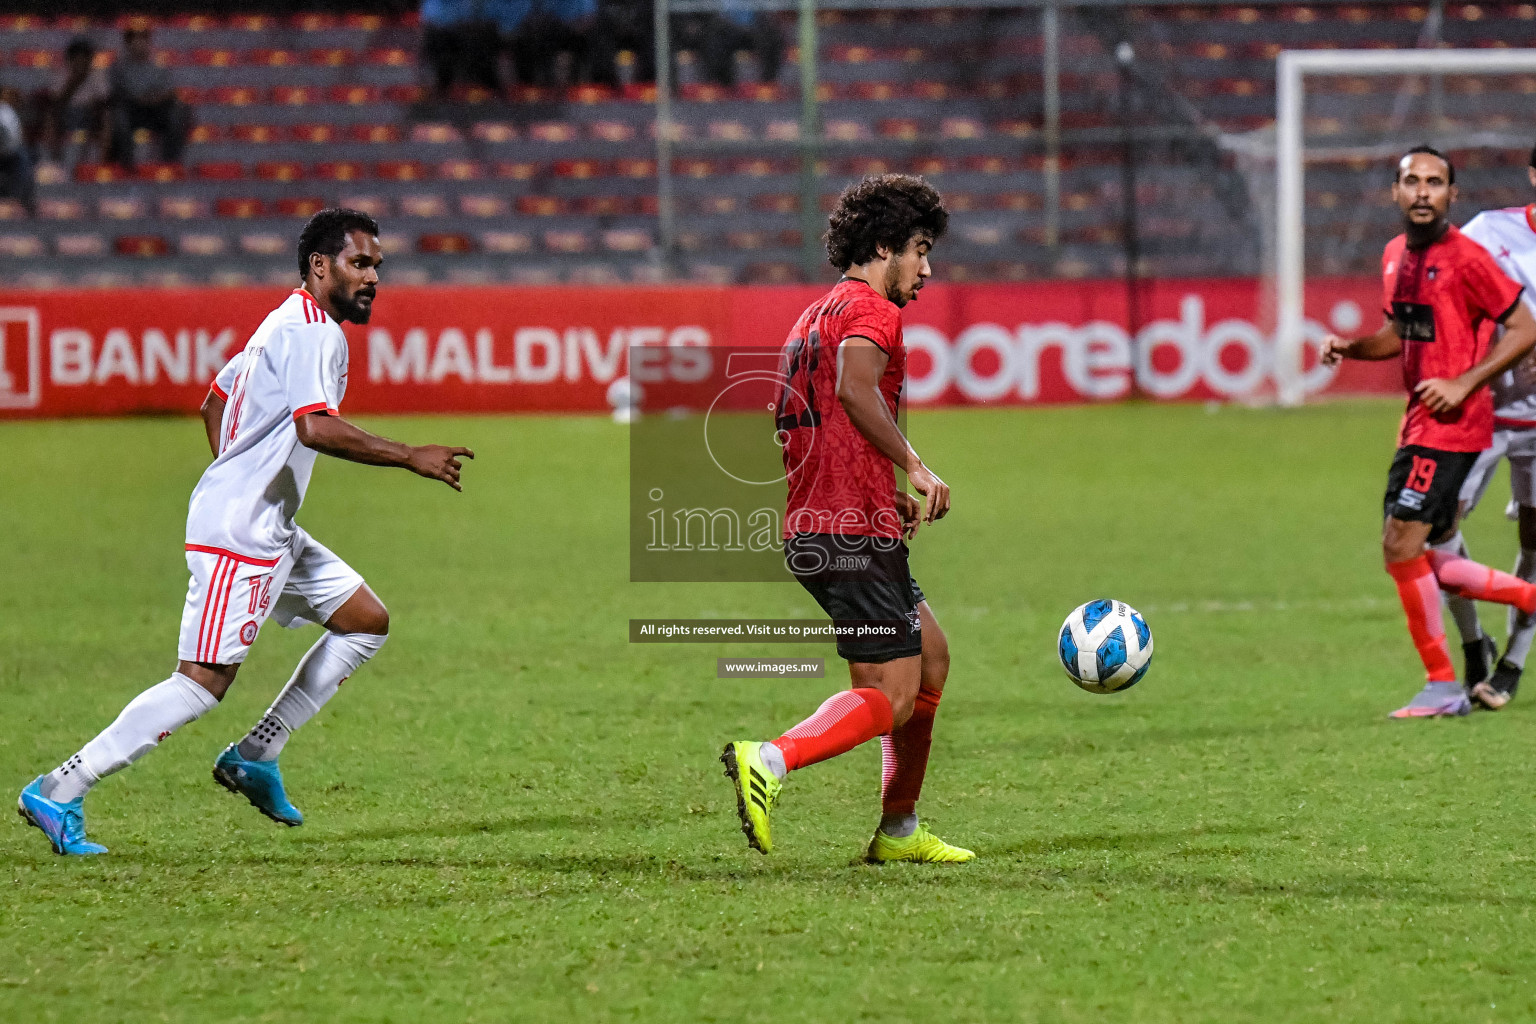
18, 209, 474, 855
1440, 148, 1536, 710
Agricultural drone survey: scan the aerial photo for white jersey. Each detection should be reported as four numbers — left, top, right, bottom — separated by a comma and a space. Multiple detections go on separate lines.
186, 289, 349, 561
1462, 205, 1536, 425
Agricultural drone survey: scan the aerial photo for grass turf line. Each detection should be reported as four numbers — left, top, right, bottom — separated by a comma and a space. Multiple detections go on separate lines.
3, 401, 1536, 1023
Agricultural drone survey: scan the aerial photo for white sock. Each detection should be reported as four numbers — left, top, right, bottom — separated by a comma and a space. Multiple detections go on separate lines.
237, 631, 386, 761
759, 741, 788, 780
1432, 534, 1486, 645
1506, 548, 1536, 668
41, 673, 218, 803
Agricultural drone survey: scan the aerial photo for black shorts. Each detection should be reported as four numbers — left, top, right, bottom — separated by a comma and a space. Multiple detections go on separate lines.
784, 532, 925, 663
1383, 445, 1481, 538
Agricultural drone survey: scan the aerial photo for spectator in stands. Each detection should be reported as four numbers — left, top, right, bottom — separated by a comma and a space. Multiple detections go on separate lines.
510, 0, 598, 88
0, 87, 36, 215
422, 0, 500, 98
107, 26, 191, 170
589, 0, 653, 88
706, 0, 783, 86
40, 37, 111, 169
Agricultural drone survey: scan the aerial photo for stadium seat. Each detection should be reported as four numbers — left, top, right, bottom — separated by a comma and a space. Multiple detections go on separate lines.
0, 233, 44, 258
399, 195, 449, 218
613, 158, 656, 178
376, 161, 427, 181
179, 234, 224, 256
554, 160, 607, 179
75, 163, 127, 184
437, 160, 483, 181
38, 198, 86, 220
338, 196, 390, 217
494, 161, 540, 180
257, 161, 305, 182
543, 229, 591, 253
239, 233, 287, 255
878, 118, 922, 140
329, 85, 381, 105
249, 49, 301, 67
159, 197, 210, 219
751, 194, 797, 214
602, 229, 652, 252
211, 86, 261, 105
113, 234, 169, 257
472, 122, 519, 143
590, 121, 636, 142
696, 196, 738, 215
530, 122, 580, 143
481, 230, 534, 253
417, 233, 474, 254
275, 197, 326, 218
308, 48, 354, 67
231, 125, 278, 144
315, 161, 368, 181
191, 48, 240, 67
188, 125, 225, 144
350, 125, 401, 144
56, 233, 107, 257
291, 124, 339, 145
272, 86, 322, 106
411, 123, 463, 144
99, 197, 148, 220
460, 196, 510, 217
216, 198, 266, 218
575, 196, 636, 216
941, 117, 986, 139
517, 196, 567, 216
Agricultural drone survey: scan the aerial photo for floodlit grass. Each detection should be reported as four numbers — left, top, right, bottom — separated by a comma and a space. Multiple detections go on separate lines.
4, 401, 1536, 1023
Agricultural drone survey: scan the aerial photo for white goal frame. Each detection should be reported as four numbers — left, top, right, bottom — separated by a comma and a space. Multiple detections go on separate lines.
1275, 47, 1536, 406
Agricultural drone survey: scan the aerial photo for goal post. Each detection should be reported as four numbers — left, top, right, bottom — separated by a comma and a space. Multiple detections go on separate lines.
1274, 47, 1536, 407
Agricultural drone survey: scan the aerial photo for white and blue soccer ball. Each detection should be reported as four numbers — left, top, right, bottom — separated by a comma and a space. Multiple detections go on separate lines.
1058, 599, 1153, 694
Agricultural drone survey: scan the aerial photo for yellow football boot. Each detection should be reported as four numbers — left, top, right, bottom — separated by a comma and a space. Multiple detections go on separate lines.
864, 823, 975, 864
721, 741, 782, 854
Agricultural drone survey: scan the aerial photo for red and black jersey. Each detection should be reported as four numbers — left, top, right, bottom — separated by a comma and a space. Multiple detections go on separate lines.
778, 278, 905, 539
1382, 223, 1524, 452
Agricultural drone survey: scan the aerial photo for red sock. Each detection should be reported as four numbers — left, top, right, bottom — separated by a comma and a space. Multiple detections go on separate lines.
773, 688, 894, 773
1387, 555, 1457, 682
1427, 549, 1536, 614
881, 685, 941, 816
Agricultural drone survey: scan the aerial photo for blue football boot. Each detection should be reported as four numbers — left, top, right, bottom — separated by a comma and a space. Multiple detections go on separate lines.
17, 776, 108, 855
212, 745, 303, 826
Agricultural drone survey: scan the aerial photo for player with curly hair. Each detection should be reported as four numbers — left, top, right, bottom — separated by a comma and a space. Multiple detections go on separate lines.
721, 174, 973, 864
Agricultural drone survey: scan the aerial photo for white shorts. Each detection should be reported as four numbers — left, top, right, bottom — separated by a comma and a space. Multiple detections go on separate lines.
177, 527, 364, 665
1459, 427, 1536, 517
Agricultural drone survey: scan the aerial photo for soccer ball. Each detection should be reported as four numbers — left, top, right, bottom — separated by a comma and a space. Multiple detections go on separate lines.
1057, 599, 1153, 694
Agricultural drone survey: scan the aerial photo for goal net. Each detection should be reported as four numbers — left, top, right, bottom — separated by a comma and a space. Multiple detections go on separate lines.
1260, 48, 1536, 405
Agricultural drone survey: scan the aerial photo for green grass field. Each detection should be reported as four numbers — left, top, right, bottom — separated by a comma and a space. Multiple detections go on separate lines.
6, 400, 1536, 1023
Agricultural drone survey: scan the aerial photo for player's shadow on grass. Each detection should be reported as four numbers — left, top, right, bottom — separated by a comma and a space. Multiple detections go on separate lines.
991, 822, 1275, 858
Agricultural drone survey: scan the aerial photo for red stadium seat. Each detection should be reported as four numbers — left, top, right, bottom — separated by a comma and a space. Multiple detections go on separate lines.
708, 120, 752, 141
908, 156, 950, 175
494, 161, 540, 180
256, 161, 305, 182
167, 14, 219, 30
329, 85, 381, 105
726, 230, 770, 250
737, 83, 784, 102
621, 83, 657, 102
115, 235, 171, 258
553, 159, 607, 179
516, 196, 567, 216
878, 118, 922, 140
314, 161, 367, 181
364, 47, 412, 66
696, 196, 738, 215
375, 160, 426, 181
350, 125, 401, 144
74, 163, 127, 184
994, 191, 1041, 212
275, 197, 326, 218
216, 197, 266, 218
272, 86, 321, 106
230, 124, 277, 144
210, 86, 261, 106
613, 158, 655, 178
437, 160, 483, 180
290, 124, 338, 144
941, 117, 986, 140
742, 262, 798, 285
910, 81, 951, 101
188, 124, 225, 144
732, 158, 793, 177
680, 84, 729, 102
637, 196, 660, 216
232, 15, 277, 31
291, 12, 338, 31
344, 13, 386, 30
568, 84, 614, 104
575, 196, 635, 216
383, 85, 424, 104
136, 163, 185, 183
191, 49, 240, 67
399, 194, 449, 217
337, 196, 390, 217
418, 233, 475, 254
849, 82, 904, 102
672, 158, 717, 178
961, 155, 1012, 174
752, 194, 797, 214
843, 157, 896, 176
249, 49, 300, 67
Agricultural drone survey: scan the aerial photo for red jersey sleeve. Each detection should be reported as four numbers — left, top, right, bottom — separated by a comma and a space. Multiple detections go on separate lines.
1461, 239, 1524, 323
839, 297, 902, 354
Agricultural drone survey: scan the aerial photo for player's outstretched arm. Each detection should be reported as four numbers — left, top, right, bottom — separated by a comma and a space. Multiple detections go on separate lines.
1319, 320, 1402, 366
294, 412, 475, 491
1417, 301, 1536, 414
200, 391, 225, 457
836, 337, 950, 525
